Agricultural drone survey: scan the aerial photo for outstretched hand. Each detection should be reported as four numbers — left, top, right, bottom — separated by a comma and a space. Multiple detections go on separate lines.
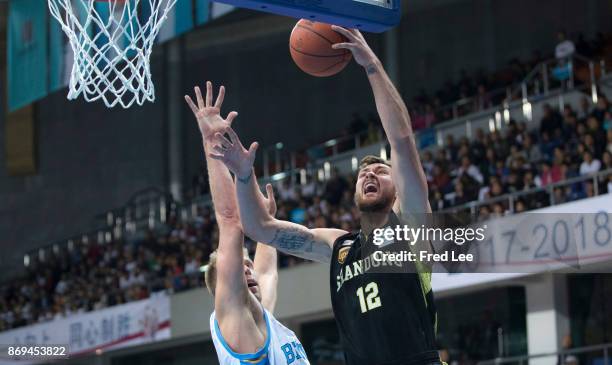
330, 26, 378, 68
209, 126, 259, 181
185, 81, 238, 141
262, 184, 277, 217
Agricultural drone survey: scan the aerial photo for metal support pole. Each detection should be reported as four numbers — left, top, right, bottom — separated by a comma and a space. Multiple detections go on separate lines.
167, 39, 185, 202
542, 63, 549, 95
549, 185, 555, 206
590, 61, 598, 103
275, 149, 281, 174
290, 152, 297, 185
568, 59, 575, 89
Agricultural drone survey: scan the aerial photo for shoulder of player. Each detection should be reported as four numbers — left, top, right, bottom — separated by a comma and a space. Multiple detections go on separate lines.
311, 228, 350, 247
213, 303, 267, 351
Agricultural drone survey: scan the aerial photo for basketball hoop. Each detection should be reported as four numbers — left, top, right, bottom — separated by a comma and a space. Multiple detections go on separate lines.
48, 0, 177, 108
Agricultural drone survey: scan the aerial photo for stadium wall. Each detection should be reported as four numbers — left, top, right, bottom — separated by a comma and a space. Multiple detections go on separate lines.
399, 0, 612, 94
0, 55, 168, 279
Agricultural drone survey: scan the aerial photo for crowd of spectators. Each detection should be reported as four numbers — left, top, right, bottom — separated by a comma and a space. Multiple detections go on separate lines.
0, 170, 360, 332
427, 95, 612, 219
409, 31, 610, 130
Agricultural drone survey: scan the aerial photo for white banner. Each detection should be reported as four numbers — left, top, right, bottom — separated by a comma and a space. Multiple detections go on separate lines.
0, 293, 170, 364
439, 195, 612, 274
432, 195, 612, 292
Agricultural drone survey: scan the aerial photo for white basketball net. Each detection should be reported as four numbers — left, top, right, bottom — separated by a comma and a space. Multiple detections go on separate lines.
48, 0, 177, 108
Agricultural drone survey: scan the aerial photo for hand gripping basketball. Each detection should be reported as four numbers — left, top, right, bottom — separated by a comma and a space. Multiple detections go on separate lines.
330, 26, 379, 68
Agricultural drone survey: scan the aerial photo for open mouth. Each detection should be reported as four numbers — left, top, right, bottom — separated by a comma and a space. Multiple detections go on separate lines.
247, 279, 258, 289
364, 181, 379, 195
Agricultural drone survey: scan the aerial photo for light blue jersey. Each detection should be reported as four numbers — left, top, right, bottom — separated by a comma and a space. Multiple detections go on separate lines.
210, 309, 310, 365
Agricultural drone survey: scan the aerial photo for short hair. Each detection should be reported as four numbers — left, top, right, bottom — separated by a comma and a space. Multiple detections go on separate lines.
359, 155, 391, 171
204, 247, 250, 295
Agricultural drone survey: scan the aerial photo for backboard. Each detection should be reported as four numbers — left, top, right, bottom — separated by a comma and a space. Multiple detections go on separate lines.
214, 0, 401, 33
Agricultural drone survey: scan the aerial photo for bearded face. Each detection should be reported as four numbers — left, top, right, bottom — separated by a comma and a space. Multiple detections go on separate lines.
354, 163, 396, 213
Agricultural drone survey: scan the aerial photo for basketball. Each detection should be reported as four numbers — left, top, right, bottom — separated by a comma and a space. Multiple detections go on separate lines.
289, 19, 353, 77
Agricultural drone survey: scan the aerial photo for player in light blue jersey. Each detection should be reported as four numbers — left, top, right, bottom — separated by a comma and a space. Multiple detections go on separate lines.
185, 82, 310, 365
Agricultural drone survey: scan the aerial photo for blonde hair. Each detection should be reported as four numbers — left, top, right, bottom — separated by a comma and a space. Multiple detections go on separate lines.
204, 247, 250, 295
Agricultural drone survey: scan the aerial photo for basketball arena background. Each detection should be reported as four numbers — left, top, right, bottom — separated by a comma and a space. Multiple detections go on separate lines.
0, 0, 611, 364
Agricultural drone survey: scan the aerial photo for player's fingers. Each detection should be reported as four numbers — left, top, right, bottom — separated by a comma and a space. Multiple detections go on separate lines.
225, 127, 242, 147
195, 86, 204, 109
209, 153, 226, 161
215, 86, 225, 109
184, 95, 199, 115
225, 111, 239, 126
331, 25, 357, 41
332, 43, 356, 50
266, 184, 276, 203
214, 132, 234, 148
349, 28, 362, 37
212, 144, 225, 154
248, 142, 259, 157
206, 81, 213, 107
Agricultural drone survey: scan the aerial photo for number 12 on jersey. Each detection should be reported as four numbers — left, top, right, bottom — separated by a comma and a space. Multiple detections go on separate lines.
356, 282, 382, 313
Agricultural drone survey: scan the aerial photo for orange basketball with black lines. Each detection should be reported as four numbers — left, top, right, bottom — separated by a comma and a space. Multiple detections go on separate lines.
290, 19, 353, 77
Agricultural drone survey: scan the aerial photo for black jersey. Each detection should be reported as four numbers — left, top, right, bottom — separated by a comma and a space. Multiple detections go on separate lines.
329, 212, 439, 365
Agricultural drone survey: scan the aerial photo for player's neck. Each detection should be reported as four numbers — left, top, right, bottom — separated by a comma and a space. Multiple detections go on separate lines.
360, 211, 390, 238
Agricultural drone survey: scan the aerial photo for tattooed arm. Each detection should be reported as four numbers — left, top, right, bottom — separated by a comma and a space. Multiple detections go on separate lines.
236, 171, 345, 263
210, 126, 347, 263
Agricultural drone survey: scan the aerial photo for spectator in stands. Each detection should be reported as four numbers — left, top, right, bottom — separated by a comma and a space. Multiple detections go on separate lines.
540, 104, 563, 136
474, 84, 492, 111
579, 151, 601, 176
430, 163, 451, 193
452, 181, 470, 206
540, 161, 563, 186
578, 97, 592, 119
592, 95, 610, 122
601, 109, 612, 128
456, 156, 484, 184
323, 168, 349, 206
523, 134, 542, 164
422, 150, 435, 179
514, 200, 527, 213
602, 151, 612, 171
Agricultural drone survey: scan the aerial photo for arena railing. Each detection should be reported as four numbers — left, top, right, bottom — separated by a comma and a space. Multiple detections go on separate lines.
478, 342, 612, 365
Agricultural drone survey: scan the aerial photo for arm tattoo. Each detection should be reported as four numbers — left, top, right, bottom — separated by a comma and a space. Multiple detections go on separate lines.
271, 227, 315, 253
366, 63, 378, 75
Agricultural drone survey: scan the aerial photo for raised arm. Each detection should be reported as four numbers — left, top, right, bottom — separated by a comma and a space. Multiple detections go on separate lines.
210, 127, 346, 263
185, 83, 248, 317
253, 184, 279, 313
332, 27, 431, 215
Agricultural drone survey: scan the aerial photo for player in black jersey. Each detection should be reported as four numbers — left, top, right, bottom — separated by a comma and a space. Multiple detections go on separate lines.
209, 26, 440, 365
